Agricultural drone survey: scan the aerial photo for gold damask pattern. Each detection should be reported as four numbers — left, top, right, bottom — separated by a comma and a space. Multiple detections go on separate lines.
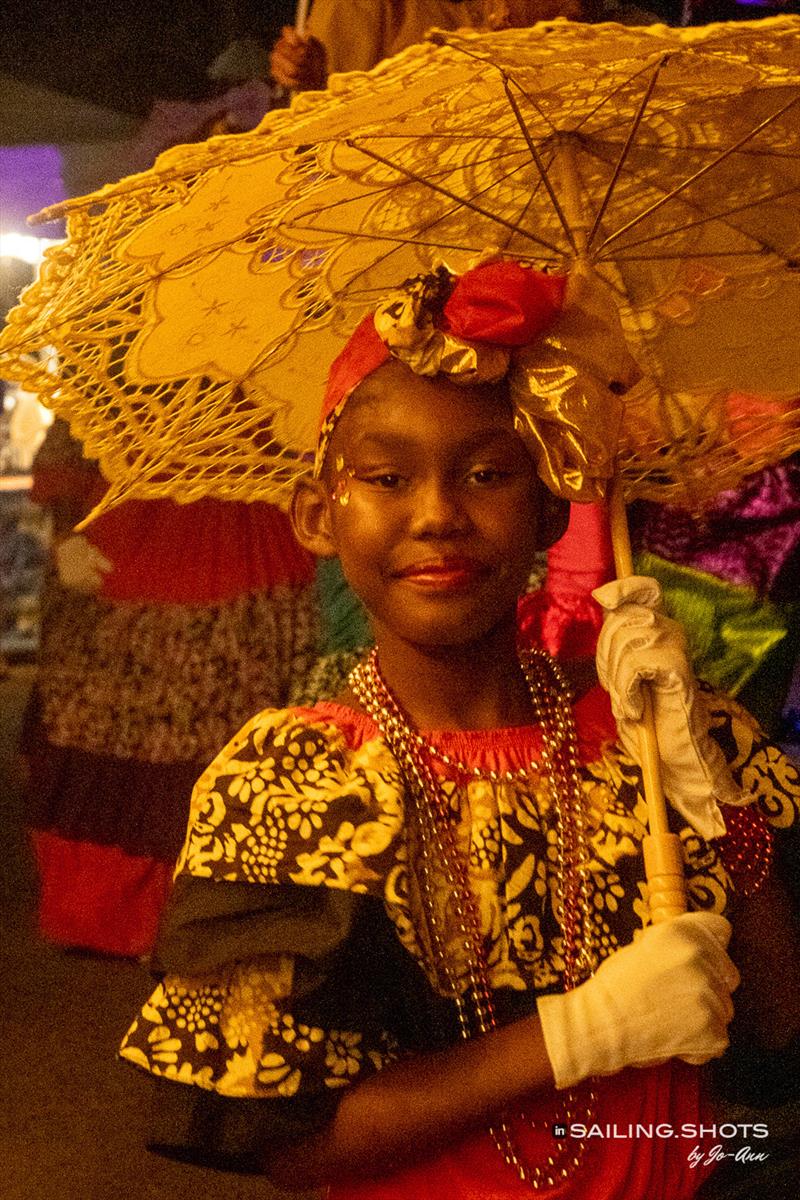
120, 695, 799, 1099
121, 956, 397, 1098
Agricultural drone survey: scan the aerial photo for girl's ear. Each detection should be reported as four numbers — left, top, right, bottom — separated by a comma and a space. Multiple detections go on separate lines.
291, 475, 338, 558
537, 491, 570, 550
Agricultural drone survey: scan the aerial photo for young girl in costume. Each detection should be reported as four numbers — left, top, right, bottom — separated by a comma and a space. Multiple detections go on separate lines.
120, 260, 800, 1198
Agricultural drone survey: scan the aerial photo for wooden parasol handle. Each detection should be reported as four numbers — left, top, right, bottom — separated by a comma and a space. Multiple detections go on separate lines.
607, 475, 688, 924
295, 0, 310, 34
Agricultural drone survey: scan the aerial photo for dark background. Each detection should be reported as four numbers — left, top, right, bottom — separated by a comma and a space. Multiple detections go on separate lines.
3, 1, 796, 117
1, 1, 296, 115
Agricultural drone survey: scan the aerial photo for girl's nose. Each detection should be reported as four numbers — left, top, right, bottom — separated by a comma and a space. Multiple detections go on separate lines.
409, 479, 469, 538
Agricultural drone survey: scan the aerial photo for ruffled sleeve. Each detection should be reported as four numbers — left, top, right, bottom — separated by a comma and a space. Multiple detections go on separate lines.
703, 689, 800, 830
704, 689, 799, 897
120, 881, 409, 1170
175, 706, 406, 891
120, 707, 417, 1161
120, 886, 404, 1102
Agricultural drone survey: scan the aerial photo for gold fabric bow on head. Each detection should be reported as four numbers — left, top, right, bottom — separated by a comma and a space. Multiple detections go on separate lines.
511, 263, 643, 504
369, 259, 641, 504
373, 267, 512, 385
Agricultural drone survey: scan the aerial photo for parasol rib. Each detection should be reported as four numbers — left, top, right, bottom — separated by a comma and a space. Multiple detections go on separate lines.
569, 53, 682, 138
578, 136, 798, 262
343, 138, 564, 254
439, 39, 595, 251
597, 184, 800, 260
606, 249, 777, 260
430, 33, 560, 137
586, 55, 671, 252
501, 78, 576, 252
597, 91, 800, 254
497, 155, 558, 257
287, 143, 540, 235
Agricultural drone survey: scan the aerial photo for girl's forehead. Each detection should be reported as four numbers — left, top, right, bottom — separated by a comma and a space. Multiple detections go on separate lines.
339, 363, 515, 440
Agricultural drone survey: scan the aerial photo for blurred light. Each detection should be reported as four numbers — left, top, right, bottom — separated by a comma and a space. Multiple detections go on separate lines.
0, 233, 62, 265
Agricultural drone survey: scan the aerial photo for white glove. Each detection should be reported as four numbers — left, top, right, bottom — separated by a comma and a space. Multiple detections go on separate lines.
538, 912, 739, 1090
592, 576, 742, 841
55, 534, 112, 592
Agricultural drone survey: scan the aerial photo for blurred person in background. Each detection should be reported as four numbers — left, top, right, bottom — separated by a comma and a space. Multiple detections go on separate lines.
16, 67, 325, 958
271, 1, 587, 92
19, 418, 319, 958
269, 0, 659, 93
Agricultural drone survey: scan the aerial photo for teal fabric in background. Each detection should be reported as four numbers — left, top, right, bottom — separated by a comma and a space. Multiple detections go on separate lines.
315, 557, 372, 656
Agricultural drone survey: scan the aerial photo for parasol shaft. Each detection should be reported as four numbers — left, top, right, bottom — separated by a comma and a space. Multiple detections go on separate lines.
295, 0, 310, 34
550, 133, 688, 924
608, 477, 688, 923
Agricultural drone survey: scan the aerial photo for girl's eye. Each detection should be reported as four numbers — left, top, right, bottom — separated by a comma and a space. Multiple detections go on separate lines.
364, 472, 404, 489
467, 467, 511, 485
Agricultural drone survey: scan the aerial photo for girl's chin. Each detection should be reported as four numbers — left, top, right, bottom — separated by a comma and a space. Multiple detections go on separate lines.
377, 613, 519, 652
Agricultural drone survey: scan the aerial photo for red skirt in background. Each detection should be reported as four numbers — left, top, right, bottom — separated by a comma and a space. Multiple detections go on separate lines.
25, 488, 318, 957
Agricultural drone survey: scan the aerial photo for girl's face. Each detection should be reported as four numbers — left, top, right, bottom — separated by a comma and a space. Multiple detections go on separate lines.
316, 361, 548, 650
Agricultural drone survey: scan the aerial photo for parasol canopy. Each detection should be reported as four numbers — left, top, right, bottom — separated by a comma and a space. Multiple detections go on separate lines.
0, 16, 798, 519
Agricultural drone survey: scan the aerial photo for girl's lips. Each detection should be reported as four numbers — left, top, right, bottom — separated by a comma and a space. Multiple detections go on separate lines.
395, 559, 488, 589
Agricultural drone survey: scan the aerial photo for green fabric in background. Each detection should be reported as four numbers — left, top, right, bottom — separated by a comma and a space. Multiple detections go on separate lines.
635, 550, 791, 698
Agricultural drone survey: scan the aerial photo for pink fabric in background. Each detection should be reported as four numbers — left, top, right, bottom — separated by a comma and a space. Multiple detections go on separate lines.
518, 502, 614, 659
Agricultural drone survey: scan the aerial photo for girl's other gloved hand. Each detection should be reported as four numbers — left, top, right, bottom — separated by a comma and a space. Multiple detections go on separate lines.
269, 27, 328, 91
592, 575, 741, 841
55, 534, 112, 592
537, 912, 739, 1089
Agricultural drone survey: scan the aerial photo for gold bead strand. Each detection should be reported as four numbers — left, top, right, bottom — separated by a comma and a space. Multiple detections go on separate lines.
348, 649, 596, 1190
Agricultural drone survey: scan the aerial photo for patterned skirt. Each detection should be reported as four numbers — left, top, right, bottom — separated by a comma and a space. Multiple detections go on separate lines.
24, 575, 319, 956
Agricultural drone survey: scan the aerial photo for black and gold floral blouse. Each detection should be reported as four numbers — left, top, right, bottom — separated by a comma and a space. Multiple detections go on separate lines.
120, 685, 799, 1165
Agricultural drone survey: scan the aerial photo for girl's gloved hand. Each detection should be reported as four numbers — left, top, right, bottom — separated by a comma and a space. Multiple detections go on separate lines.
592, 575, 742, 841
55, 534, 112, 593
538, 912, 739, 1089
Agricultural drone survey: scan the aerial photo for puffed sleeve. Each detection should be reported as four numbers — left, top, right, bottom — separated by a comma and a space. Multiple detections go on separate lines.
124, 879, 417, 1169
699, 688, 800, 899
120, 706, 416, 1170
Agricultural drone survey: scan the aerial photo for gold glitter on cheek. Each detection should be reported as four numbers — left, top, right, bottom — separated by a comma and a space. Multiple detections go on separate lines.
331, 462, 353, 507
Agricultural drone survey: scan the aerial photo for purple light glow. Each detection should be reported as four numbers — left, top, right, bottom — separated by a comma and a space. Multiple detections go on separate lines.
0, 145, 66, 238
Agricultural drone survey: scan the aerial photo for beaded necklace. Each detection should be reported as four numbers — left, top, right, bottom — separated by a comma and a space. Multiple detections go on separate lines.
349, 647, 597, 1190
416, 730, 541, 783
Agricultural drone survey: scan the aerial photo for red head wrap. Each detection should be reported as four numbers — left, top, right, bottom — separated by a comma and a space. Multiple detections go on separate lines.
318, 260, 566, 438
